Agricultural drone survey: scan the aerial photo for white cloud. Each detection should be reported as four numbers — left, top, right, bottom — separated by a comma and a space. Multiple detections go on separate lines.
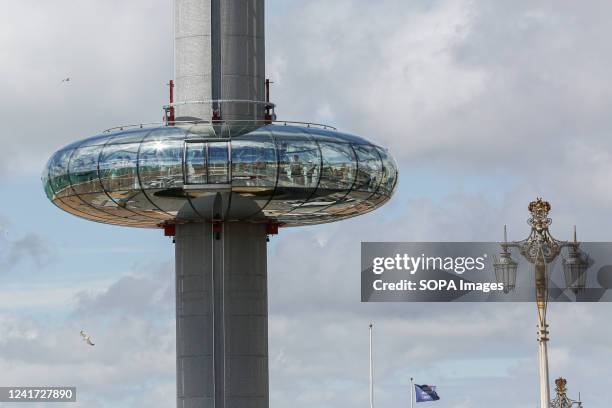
0, 0, 173, 178
0, 230, 56, 273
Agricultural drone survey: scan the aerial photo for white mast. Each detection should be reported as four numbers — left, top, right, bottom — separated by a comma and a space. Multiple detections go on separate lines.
369, 323, 374, 408
410, 377, 415, 408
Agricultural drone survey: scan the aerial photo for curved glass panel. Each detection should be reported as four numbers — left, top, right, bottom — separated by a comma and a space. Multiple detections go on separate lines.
231, 138, 277, 188
42, 160, 54, 201
77, 133, 114, 148
185, 142, 207, 184
230, 132, 277, 219
305, 128, 371, 145
318, 142, 356, 191
318, 144, 383, 219
49, 149, 75, 198
69, 145, 103, 195
353, 145, 383, 193
139, 138, 186, 217
376, 147, 398, 196
277, 139, 320, 189
59, 139, 93, 152
147, 125, 190, 141
64, 150, 151, 223
264, 129, 321, 218
104, 128, 151, 145
208, 142, 229, 184
99, 142, 141, 192
288, 141, 356, 216
140, 139, 185, 190
66, 142, 156, 222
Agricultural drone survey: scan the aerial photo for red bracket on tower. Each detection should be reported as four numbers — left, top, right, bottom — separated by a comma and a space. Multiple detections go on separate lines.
266, 222, 282, 235
164, 224, 176, 237
166, 80, 175, 124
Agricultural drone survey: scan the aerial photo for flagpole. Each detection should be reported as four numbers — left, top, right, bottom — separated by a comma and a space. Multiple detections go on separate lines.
369, 323, 374, 408
410, 377, 414, 408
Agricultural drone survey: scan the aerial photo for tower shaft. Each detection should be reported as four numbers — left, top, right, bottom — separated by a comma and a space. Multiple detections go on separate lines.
175, 222, 268, 408
174, 0, 266, 122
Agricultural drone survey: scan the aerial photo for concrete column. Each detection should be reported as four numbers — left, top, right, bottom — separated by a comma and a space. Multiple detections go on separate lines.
175, 0, 213, 120
174, 0, 265, 122
176, 222, 269, 408
219, 0, 266, 122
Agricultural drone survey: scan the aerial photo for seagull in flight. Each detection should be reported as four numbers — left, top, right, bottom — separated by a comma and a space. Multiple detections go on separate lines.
61, 77, 71, 83
80, 330, 95, 346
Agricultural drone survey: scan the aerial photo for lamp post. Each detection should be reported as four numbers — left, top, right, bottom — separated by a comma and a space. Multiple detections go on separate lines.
550, 378, 584, 408
493, 198, 590, 408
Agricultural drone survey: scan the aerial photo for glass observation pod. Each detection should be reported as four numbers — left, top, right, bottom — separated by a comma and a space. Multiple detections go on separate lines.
42, 122, 398, 228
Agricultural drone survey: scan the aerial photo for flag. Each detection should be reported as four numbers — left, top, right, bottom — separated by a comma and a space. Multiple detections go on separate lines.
415, 384, 440, 402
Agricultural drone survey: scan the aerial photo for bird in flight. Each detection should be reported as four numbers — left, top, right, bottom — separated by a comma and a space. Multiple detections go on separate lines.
61, 77, 71, 83
80, 330, 95, 346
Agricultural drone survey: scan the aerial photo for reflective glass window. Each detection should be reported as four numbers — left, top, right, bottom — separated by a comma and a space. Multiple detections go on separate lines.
104, 128, 150, 145
306, 128, 370, 145
185, 143, 206, 184
208, 142, 229, 184
263, 136, 320, 217
76, 133, 114, 148
146, 126, 190, 141
140, 139, 185, 189
353, 145, 383, 193
318, 142, 356, 191
277, 140, 320, 188
49, 149, 75, 197
99, 143, 141, 192
229, 135, 277, 219
42, 161, 54, 200
231, 138, 277, 187
69, 146, 103, 195
376, 147, 398, 196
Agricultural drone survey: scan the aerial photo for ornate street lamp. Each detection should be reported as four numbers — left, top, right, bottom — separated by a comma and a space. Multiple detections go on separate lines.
562, 229, 590, 294
494, 226, 518, 294
494, 198, 590, 408
550, 378, 583, 408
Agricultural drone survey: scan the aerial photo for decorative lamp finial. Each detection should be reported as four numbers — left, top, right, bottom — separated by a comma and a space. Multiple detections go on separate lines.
528, 197, 552, 233
555, 377, 567, 395
528, 197, 551, 216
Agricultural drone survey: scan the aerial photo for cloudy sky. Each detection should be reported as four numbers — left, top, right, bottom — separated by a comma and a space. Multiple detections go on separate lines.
1, 0, 612, 407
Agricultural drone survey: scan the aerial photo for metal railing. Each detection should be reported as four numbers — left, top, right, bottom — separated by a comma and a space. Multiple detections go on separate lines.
102, 119, 337, 134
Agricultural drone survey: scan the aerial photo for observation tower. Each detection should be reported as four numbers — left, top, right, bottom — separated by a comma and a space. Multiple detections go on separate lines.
43, 1, 398, 407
